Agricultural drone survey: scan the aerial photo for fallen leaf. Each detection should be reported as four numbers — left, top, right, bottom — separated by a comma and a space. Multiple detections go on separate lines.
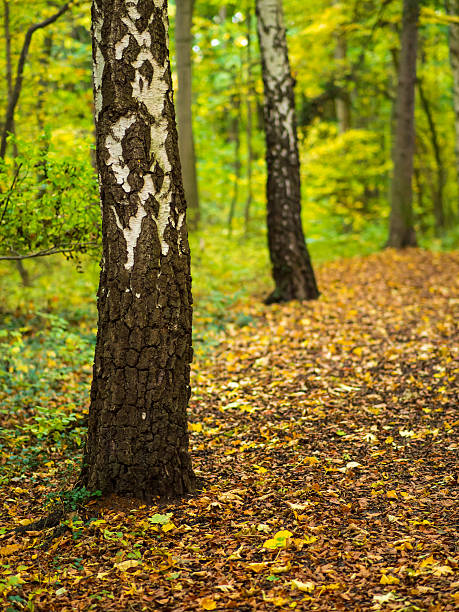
200, 596, 217, 610
291, 579, 315, 592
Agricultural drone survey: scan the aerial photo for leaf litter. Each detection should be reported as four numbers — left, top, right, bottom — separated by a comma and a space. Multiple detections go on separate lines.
0, 249, 458, 610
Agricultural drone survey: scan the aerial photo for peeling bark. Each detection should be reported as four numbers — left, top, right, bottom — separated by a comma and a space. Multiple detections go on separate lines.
80, 0, 195, 501
255, 0, 319, 303
387, 0, 419, 248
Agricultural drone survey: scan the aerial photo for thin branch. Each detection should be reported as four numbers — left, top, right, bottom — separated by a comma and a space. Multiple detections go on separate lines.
0, 161, 22, 223
0, 2, 72, 159
0, 241, 99, 261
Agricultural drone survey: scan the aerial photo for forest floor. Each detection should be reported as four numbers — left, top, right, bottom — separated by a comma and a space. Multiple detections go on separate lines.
0, 248, 458, 611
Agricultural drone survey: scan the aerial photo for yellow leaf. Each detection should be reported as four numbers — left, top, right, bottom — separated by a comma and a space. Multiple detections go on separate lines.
272, 562, 291, 573
189, 423, 203, 432
291, 579, 315, 592
253, 465, 267, 474
386, 490, 398, 499
271, 596, 289, 607
419, 555, 436, 569
115, 559, 141, 571
200, 596, 217, 610
380, 574, 400, 585
162, 522, 176, 532
263, 529, 293, 549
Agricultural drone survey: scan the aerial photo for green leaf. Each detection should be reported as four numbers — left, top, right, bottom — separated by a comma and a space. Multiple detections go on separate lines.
148, 513, 173, 525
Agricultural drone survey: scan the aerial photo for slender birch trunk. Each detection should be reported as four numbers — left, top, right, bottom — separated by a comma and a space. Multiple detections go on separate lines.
446, 0, 459, 216
334, 32, 351, 133
255, 0, 319, 303
244, 8, 253, 234
175, 0, 199, 229
228, 96, 241, 232
387, 0, 419, 248
80, 0, 195, 500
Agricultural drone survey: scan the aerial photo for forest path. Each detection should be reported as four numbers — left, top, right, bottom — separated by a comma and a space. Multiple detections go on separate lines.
1, 249, 458, 610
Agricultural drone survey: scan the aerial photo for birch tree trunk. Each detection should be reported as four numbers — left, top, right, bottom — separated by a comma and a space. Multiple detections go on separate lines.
175, 0, 199, 229
387, 0, 419, 248
255, 0, 319, 303
80, 0, 195, 500
446, 0, 459, 215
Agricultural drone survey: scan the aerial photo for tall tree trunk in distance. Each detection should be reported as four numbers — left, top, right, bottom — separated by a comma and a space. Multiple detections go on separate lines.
334, 36, 351, 133
80, 0, 195, 501
4, 0, 30, 286
333, 0, 351, 133
387, 0, 419, 248
3, 0, 17, 157
228, 96, 241, 232
176, 0, 199, 230
255, 0, 319, 303
244, 7, 253, 234
417, 79, 445, 232
446, 0, 459, 218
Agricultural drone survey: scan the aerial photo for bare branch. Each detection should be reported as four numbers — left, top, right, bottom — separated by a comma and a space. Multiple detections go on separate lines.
0, 242, 99, 261
0, 2, 73, 159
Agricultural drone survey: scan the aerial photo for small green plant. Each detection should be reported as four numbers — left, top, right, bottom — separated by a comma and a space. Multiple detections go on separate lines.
45, 487, 101, 512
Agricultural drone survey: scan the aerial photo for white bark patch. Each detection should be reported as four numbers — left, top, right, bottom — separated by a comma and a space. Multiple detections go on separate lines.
104, 0, 178, 269
139, 174, 171, 256
115, 34, 130, 60
105, 115, 136, 192
118, 0, 175, 257
258, 0, 296, 150
93, 13, 104, 120
111, 204, 147, 271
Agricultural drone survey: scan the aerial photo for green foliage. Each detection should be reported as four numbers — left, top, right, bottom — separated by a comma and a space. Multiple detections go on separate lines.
45, 487, 101, 513
0, 134, 100, 258
301, 124, 391, 232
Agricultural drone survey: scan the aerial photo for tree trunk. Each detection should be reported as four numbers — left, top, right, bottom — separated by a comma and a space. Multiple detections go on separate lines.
175, 0, 199, 230
446, 0, 459, 217
333, 0, 351, 134
244, 7, 253, 234
80, 0, 195, 501
387, 0, 419, 248
255, 0, 319, 303
334, 35, 351, 133
417, 79, 445, 232
3, 0, 17, 157
228, 96, 241, 232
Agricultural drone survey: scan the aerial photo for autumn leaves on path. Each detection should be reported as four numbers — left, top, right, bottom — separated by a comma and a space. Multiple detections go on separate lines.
1, 249, 458, 610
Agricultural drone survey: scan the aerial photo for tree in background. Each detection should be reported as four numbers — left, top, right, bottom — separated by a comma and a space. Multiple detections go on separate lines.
446, 0, 459, 214
255, 0, 319, 302
176, 0, 200, 229
80, 0, 195, 500
387, 0, 419, 248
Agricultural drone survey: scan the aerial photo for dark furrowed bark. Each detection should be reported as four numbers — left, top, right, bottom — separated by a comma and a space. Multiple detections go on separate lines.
80, 0, 195, 501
